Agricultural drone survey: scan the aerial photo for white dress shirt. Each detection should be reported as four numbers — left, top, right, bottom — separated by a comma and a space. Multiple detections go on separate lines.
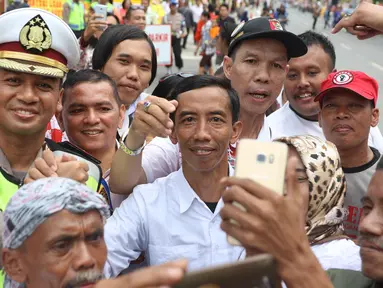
104, 166, 244, 278
268, 102, 383, 153
142, 115, 272, 183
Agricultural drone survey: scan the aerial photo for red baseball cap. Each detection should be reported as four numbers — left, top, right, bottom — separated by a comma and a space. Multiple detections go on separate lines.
315, 70, 379, 107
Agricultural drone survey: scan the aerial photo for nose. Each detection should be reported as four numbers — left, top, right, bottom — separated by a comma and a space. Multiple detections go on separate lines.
126, 64, 139, 82
359, 209, 383, 237
335, 106, 350, 120
193, 120, 212, 142
297, 74, 310, 89
84, 110, 100, 125
16, 83, 39, 104
72, 242, 96, 271
254, 63, 270, 84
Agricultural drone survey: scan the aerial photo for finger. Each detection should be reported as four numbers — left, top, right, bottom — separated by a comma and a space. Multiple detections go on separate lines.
221, 184, 260, 213
116, 259, 187, 288
28, 167, 53, 181
332, 16, 355, 33
34, 158, 57, 177
140, 103, 174, 129
169, 99, 179, 109
134, 111, 172, 137
79, 161, 90, 172
61, 154, 78, 162
146, 96, 177, 114
220, 203, 261, 232
42, 150, 57, 171
221, 220, 260, 249
220, 177, 279, 201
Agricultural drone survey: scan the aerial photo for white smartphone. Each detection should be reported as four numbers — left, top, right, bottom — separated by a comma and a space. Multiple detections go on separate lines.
228, 139, 288, 246
94, 4, 107, 21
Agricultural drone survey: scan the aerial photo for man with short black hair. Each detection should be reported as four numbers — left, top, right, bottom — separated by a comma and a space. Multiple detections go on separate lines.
268, 31, 383, 151
317, 70, 381, 239
104, 75, 244, 277
109, 17, 308, 195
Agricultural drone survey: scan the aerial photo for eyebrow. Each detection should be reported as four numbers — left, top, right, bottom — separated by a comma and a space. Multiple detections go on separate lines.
117, 53, 152, 65
295, 168, 306, 173
67, 101, 113, 109
179, 110, 227, 117
47, 228, 104, 245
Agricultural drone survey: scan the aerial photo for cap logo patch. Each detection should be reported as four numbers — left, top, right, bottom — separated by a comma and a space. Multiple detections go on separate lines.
19, 15, 52, 53
269, 19, 283, 31
231, 21, 245, 38
333, 71, 353, 85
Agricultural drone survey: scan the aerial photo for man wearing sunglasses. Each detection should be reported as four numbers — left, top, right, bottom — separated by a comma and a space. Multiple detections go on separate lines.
125, 5, 146, 31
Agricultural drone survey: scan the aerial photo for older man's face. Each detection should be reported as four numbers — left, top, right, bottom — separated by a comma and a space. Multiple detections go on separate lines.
5, 210, 107, 288
359, 170, 383, 281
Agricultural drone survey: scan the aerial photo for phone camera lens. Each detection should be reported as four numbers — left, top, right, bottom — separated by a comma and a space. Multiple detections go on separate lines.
257, 154, 266, 162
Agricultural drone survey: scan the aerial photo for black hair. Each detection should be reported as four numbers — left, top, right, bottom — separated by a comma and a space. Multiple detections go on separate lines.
107, 12, 120, 24
298, 31, 336, 71
92, 25, 157, 85
201, 11, 210, 19
152, 74, 189, 98
168, 75, 240, 123
220, 3, 229, 10
208, 3, 215, 13
62, 69, 121, 106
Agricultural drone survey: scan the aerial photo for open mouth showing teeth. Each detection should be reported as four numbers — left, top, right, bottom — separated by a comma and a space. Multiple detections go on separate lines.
15, 110, 34, 115
83, 131, 102, 135
297, 93, 313, 99
249, 93, 267, 99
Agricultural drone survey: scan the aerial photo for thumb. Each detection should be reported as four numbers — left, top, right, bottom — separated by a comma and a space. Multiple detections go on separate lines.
61, 154, 78, 162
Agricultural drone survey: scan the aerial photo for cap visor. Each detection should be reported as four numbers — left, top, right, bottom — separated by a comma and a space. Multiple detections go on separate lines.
0, 58, 64, 78
315, 87, 375, 104
229, 30, 307, 58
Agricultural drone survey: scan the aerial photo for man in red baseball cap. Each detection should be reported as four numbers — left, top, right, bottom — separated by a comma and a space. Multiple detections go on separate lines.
316, 70, 381, 239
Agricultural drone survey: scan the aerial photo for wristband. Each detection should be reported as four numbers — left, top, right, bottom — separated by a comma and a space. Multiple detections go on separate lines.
119, 139, 146, 156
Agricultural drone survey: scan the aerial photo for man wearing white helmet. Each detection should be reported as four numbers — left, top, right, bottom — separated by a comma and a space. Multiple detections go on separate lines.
0, 8, 88, 212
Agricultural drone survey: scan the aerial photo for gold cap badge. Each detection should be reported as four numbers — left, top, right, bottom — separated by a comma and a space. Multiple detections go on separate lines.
19, 15, 52, 53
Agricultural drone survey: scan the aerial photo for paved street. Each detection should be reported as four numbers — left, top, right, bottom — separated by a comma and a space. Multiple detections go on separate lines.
149, 7, 383, 129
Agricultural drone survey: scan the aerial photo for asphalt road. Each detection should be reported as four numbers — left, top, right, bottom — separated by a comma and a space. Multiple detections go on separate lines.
148, 7, 383, 128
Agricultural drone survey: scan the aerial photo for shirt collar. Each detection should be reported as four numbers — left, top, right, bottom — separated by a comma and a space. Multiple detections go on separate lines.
178, 164, 235, 214
257, 115, 272, 141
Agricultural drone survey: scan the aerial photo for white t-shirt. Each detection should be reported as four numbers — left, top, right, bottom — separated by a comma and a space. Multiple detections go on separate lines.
267, 102, 383, 153
142, 115, 272, 183
311, 239, 361, 271
190, 3, 203, 23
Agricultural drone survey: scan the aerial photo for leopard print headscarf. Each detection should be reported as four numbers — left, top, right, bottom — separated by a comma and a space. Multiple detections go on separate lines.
276, 135, 347, 245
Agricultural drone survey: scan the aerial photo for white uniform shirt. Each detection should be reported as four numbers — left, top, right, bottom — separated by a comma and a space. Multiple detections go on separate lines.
267, 102, 383, 153
104, 166, 244, 278
142, 115, 272, 183
311, 239, 361, 271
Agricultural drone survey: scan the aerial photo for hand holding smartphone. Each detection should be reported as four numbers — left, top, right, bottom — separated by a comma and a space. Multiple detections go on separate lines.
228, 140, 288, 246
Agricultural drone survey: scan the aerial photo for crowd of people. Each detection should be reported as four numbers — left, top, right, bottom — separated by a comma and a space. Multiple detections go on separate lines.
2, 0, 383, 287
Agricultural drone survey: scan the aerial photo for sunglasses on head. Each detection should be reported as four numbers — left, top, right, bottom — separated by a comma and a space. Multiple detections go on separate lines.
129, 5, 145, 10
160, 72, 194, 82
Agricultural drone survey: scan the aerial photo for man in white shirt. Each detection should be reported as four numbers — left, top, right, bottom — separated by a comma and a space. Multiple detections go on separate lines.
267, 31, 383, 152
104, 75, 244, 277
190, 0, 203, 37
109, 17, 308, 194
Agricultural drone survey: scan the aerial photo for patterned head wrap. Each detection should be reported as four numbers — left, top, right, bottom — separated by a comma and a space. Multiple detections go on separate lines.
276, 135, 347, 244
3, 177, 110, 288
3, 177, 110, 249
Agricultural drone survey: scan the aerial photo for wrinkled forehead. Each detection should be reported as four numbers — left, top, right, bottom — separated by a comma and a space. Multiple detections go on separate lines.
235, 38, 288, 61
